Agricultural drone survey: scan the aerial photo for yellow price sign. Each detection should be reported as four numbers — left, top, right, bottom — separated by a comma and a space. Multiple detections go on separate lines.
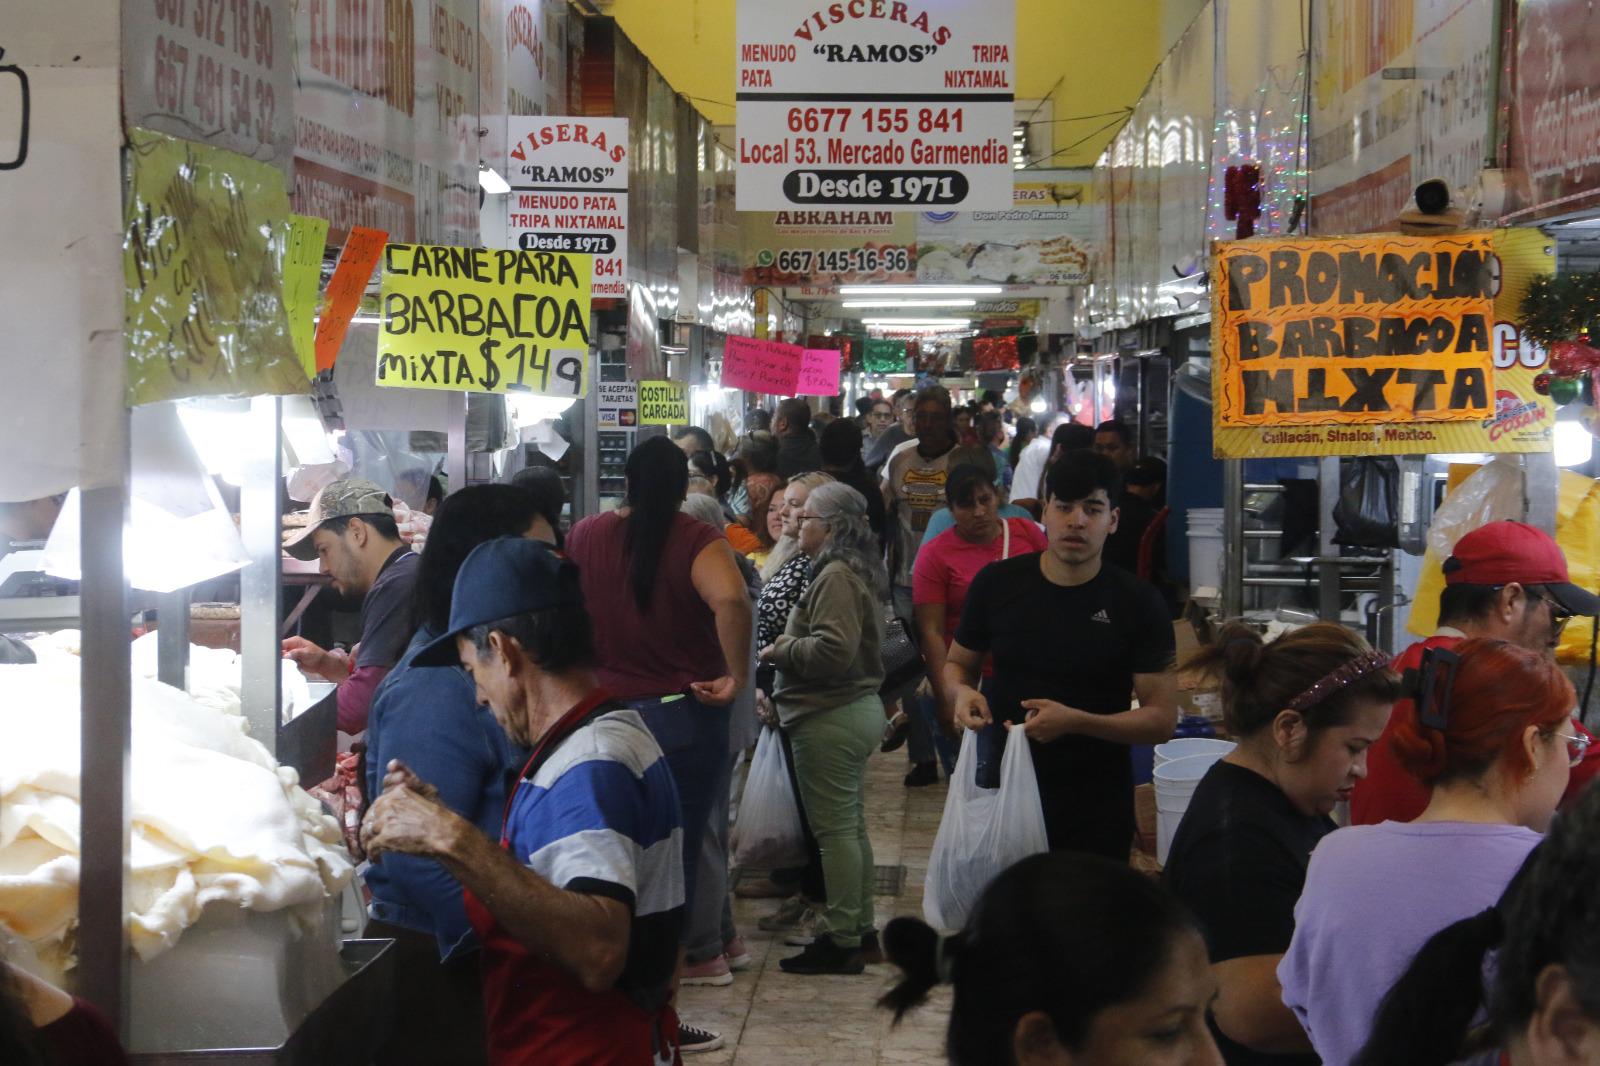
376, 244, 594, 397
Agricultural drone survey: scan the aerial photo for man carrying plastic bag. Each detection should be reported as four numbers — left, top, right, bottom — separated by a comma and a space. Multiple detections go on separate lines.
923, 727, 1049, 930
945, 452, 1179, 860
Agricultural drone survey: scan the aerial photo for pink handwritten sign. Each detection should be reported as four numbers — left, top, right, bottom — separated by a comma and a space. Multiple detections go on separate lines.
723, 335, 805, 394
796, 349, 842, 396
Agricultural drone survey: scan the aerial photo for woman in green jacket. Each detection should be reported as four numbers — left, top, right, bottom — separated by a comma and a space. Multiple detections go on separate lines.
758, 482, 887, 976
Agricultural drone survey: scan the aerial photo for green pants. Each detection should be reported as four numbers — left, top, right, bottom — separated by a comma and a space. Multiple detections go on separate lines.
784, 693, 883, 948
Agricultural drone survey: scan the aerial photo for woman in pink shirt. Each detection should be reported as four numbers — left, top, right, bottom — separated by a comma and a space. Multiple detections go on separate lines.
913, 459, 1046, 787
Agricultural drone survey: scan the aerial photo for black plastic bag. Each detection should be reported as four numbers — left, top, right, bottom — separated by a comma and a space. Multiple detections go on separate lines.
1333, 457, 1400, 549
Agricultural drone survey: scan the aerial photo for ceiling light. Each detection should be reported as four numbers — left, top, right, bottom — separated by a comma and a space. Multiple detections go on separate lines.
862, 317, 975, 328
839, 285, 1003, 296
478, 164, 511, 195
841, 299, 977, 308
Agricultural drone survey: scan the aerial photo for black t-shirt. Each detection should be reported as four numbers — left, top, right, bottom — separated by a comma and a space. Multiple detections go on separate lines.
1163, 760, 1335, 1066
355, 546, 421, 670
954, 555, 1174, 854
1105, 492, 1157, 573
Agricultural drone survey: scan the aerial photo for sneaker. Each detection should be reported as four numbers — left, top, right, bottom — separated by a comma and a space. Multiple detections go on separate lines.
880, 710, 910, 753
778, 935, 866, 976
681, 954, 733, 987
858, 929, 883, 965
678, 1023, 725, 1055
733, 875, 790, 899
904, 761, 939, 787
724, 935, 753, 971
782, 905, 828, 946
757, 895, 814, 933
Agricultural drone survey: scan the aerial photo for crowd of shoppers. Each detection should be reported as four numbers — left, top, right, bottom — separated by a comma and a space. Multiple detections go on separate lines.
220, 390, 1600, 1066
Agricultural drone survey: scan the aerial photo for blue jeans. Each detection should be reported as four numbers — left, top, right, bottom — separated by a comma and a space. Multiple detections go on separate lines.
628, 692, 732, 918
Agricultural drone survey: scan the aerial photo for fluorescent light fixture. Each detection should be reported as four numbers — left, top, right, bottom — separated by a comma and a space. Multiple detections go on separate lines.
1555, 420, 1594, 468
838, 285, 1003, 296
861, 317, 974, 326
478, 164, 511, 195
841, 299, 977, 308
1030, 396, 1048, 414
505, 392, 579, 427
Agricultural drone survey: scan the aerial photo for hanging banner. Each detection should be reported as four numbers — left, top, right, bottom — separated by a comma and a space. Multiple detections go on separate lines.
917, 178, 1097, 285
1213, 230, 1552, 458
638, 380, 689, 424
1307, 0, 1494, 235
2, 0, 126, 499
506, 116, 629, 298
597, 381, 638, 428
1504, 0, 1600, 222
796, 349, 842, 396
723, 335, 805, 393
375, 244, 593, 397
124, 128, 308, 406
734, 0, 1016, 211
742, 210, 916, 285
291, 0, 479, 245
122, 0, 296, 168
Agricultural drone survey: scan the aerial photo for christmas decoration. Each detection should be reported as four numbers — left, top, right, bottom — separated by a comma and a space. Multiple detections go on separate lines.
1549, 340, 1600, 377
1517, 274, 1600, 418
1550, 375, 1581, 407
1520, 274, 1600, 350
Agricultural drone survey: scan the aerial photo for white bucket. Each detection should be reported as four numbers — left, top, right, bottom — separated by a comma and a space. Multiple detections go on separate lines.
1154, 752, 1227, 866
1186, 508, 1225, 593
1154, 738, 1235, 770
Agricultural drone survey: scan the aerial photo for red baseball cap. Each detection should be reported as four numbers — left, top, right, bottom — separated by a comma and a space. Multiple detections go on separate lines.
1444, 521, 1600, 615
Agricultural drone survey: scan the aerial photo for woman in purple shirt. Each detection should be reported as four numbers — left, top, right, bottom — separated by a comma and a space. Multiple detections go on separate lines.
1357, 784, 1600, 1066
1280, 639, 1578, 1066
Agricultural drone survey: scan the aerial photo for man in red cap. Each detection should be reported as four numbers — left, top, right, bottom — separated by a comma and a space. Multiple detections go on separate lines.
1351, 520, 1600, 824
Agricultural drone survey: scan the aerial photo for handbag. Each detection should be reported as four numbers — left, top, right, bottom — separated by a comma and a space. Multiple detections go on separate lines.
879, 614, 923, 705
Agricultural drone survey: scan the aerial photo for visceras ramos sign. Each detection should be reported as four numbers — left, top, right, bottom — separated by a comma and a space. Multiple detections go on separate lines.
736, 0, 1016, 211
506, 117, 629, 299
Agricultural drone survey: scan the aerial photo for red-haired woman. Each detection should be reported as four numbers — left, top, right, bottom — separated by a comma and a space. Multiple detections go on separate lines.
1279, 638, 1580, 1066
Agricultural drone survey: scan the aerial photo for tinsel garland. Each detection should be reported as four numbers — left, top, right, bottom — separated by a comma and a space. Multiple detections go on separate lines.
1520, 274, 1600, 349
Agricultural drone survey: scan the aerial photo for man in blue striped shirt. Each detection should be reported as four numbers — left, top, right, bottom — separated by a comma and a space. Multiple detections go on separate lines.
362, 538, 686, 1064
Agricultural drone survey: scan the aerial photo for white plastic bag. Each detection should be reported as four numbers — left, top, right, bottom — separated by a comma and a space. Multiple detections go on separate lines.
923, 727, 1050, 931
732, 726, 807, 869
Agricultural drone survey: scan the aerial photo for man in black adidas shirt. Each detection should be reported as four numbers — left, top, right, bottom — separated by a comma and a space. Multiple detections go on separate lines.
946, 451, 1177, 860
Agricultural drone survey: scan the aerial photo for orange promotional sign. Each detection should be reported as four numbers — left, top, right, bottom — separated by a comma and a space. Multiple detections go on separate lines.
1213, 233, 1497, 433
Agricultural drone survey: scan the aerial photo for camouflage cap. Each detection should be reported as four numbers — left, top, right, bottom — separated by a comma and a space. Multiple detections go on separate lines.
283, 478, 394, 560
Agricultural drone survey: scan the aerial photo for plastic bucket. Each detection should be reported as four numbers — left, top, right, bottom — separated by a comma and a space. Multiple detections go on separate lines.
1154, 738, 1235, 770
1154, 752, 1227, 866
1186, 508, 1225, 593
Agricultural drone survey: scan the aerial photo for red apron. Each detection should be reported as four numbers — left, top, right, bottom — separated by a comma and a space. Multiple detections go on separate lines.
464, 690, 681, 1065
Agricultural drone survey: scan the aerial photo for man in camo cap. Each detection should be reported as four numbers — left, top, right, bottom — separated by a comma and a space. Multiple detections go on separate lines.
282, 478, 421, 734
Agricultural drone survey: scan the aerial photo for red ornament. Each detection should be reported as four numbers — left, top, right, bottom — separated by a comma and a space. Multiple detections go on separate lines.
1549, 340, 1600, 376
1533, 373, 1553, 396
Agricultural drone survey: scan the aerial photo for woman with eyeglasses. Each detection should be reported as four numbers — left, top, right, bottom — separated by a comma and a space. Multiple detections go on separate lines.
1355, 784, 1600, 1066
756, 483, 887, 976
1279, 638, 1579, 1066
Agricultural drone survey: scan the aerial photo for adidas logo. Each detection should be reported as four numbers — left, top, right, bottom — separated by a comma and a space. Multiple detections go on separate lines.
1090, 609, 1111, 623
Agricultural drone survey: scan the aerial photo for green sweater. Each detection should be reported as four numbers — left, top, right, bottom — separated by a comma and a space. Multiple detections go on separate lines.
772, 559, 885, 724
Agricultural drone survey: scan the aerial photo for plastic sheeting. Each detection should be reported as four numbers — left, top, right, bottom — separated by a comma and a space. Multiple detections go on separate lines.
124, 128, 308, 407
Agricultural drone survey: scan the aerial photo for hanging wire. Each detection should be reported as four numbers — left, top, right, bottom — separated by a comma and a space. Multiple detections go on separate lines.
1018, 113, 1133, 170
